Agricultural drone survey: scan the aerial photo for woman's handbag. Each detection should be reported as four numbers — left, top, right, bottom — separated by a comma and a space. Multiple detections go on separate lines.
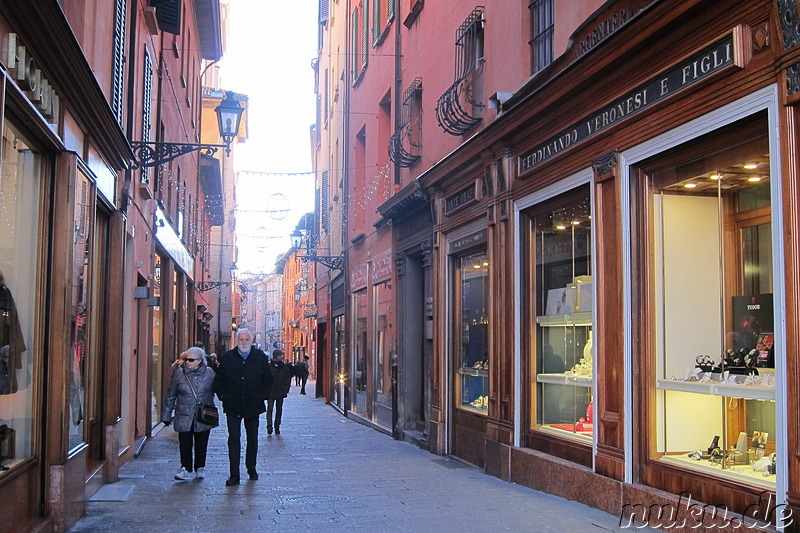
196, 403, 219, 427
184, 369, 219, 427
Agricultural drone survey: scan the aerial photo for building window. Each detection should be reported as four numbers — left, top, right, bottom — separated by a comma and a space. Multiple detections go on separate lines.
632, 111, 777, 488
526, 186, 593, 443
389, 78, 422, 167
435, 7, 485, 136
454, 250, 489, 413
0, 122, 42, 474
530, 0, 553, 75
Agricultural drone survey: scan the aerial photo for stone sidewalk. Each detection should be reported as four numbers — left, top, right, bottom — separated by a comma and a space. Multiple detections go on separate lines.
68, 385, 648, 532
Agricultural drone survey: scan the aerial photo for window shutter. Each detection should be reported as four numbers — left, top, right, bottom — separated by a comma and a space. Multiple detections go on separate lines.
322, 170, 330, 231
319, 0, 329, 25
324, 69, 329, 122
372, 0, 380, 43
316, 95, 321, 146
156, 0, 181, 35
361, 1, 368, 67
351, 7, 359, 80
111, 0, 126, 125
387, 0, 395, 23
141, 48, 153, 184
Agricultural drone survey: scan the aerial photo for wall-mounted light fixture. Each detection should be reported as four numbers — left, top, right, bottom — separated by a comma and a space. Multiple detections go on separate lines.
197, 262, 249, 300
290, 229, 343, 270
131, 91, 244, 168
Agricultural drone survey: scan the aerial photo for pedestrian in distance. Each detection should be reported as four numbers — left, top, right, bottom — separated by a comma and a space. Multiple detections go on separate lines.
266, 349, 293, 435
161, 347, 217, 481
296, 355, 310, 395
213, 328, 272, 486
206, 352, 218, 372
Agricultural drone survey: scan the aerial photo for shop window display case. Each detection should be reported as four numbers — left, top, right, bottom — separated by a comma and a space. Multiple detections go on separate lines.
529, 186, 593, 442
455, 251, 489, 414
635, 112, 777, 488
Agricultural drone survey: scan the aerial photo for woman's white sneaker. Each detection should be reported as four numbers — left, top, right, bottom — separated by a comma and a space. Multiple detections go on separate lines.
174, 467, 193, 481
195, 468, 205, 479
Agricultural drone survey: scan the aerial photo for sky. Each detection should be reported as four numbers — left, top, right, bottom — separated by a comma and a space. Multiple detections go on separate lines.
219, 0, 319, 274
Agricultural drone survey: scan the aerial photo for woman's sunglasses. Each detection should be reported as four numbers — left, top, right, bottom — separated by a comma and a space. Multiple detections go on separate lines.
182, 358, 199, 362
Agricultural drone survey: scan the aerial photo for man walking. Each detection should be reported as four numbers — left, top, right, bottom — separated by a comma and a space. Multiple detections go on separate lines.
266, 349, 293, 435
214, 328, 271, 486
296, 355, 310, 395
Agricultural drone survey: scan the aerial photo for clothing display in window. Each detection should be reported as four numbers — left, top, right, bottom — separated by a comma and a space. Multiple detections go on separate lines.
0, 272, 25, 395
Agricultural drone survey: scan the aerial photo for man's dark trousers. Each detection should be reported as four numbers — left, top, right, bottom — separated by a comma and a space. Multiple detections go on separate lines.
226, 413, 259, 476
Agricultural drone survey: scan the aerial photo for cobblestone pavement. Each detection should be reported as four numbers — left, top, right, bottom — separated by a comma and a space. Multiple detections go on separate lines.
68, 383, 649, 532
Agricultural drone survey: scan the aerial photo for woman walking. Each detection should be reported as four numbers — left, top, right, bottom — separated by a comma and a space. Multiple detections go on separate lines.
161, 347, 217, 480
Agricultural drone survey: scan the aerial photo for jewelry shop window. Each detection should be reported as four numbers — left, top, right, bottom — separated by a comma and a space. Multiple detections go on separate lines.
527, 185, 593, 442
0, 121, 42, 473
352, 289, 368, 416
454, 250, 489, 414
634, 111, 777, 488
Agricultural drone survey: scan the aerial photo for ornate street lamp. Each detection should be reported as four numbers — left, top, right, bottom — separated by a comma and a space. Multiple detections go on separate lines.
131, 91, 244, 168
290, 229, 343, 271
197, 262, 249, 298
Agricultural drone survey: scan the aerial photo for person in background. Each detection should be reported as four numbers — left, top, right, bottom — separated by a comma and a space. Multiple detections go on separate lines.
296, 355, 310, 395
206, 352, 218, 372
161, 347, 217, 481
214, 328, 271, 486
266, 349, 293, 435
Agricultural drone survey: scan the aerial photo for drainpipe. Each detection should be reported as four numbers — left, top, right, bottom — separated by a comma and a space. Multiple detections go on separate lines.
342, 0, 353, 417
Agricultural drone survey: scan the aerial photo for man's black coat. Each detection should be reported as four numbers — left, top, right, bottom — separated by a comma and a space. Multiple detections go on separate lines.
213, 347, 272, 419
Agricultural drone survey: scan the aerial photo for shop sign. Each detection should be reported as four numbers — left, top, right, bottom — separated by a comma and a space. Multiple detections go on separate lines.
451, 229, 487, 254
573, 5, 641, 61
5, 34, 61, 124
371, 250, 393, 283
519, 29, 747, 175
351, 263, 367, 291
444, 183, 476, 216
154, 205, 193, 276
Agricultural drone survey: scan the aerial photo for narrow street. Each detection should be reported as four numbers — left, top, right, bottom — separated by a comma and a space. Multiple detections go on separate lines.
67, 383, 641, 533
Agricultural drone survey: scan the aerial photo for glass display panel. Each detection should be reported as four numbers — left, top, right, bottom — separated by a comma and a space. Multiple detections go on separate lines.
373, 282, 393, 428
68, 172, 94, 452
455, 251, 489, 413
151, 255, 162, 430
0, 122, 42, 473
333, 315, 345, 409
352, 289, 368, 415
528, 186, 593, 442
638, 112, 777, 487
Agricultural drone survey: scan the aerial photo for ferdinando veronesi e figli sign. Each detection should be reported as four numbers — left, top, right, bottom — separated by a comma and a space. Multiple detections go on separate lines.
518, 28, 747, 175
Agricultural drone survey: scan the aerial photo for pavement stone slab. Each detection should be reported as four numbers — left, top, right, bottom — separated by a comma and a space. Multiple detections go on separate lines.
67, 385, 656, 533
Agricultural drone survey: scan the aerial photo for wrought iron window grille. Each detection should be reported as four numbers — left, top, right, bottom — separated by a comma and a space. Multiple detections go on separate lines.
389, 78, 423, 167
436, 7, 485, 136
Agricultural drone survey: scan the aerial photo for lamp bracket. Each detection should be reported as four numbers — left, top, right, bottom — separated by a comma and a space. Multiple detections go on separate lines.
197, 280, 249, 296
130, 141, 229, 169
301, 254, 343, 270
